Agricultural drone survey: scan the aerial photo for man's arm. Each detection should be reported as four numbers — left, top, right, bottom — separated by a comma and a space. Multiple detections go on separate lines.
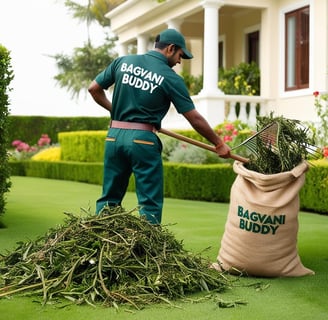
88, 80, 112, 113
183, 109, 231, 158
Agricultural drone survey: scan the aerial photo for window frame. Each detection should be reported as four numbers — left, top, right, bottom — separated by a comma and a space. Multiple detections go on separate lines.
284, 5, 310, 91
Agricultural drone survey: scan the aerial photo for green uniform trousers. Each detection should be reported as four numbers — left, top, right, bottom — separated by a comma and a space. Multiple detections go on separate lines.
96, 128, 163, 224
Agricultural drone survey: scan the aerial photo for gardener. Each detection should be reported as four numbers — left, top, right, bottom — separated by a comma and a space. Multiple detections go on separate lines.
88, 28, 231, 224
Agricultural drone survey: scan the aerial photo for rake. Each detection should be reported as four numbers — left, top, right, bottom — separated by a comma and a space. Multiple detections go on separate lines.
231, 122, 279, 156
158, 128, 249, 163
231, 121, 322, 165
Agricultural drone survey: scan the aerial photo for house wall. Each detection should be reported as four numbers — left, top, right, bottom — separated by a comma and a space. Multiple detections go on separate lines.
106, 0, 328, 126
272, 0, 327, 123
227, 10, 261, 66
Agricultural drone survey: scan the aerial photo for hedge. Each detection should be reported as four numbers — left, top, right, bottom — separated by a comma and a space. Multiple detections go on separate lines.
7, 117, 211, 151
9, 159, 328, 214
163, 162, 235, 202
9, 161, 235, 203
299, 160, 328, 214
7, 116, 110, 148
0, 44, 14, 216
59, 131, 106, 162
10, 160, 104, 185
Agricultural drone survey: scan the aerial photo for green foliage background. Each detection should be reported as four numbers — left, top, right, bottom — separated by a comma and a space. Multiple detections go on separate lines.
0, 45, 14, 216
7, 116, 109, 148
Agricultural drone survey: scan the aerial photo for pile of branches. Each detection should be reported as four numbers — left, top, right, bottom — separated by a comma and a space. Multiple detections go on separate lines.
0, 207, 229, 309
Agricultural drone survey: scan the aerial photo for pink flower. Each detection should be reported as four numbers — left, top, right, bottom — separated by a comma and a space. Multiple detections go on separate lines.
224, 135, 233, 142
38, 134, 51, 146
232, 129, 238, 136
12, 140, 22, 147
224, 123, 234, 132
16, 142, 30, 152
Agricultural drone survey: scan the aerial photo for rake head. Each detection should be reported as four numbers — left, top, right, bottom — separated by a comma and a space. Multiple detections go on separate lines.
232, 122, 279, 156
232, 120, 322, 173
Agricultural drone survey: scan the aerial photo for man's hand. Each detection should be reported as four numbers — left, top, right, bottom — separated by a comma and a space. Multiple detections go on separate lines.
215, 142, 231, 158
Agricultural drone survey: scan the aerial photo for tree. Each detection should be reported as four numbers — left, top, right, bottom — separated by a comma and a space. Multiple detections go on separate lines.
0, 45, 14, 221
53, 0, 122, 98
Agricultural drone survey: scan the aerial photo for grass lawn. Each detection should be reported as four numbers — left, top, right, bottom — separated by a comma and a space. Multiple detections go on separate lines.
0, 176, 327, 320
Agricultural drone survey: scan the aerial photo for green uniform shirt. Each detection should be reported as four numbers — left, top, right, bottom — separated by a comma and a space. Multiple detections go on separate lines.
95, 50, 195, 129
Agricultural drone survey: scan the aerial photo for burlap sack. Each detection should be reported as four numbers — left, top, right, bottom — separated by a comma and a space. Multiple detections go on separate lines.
213, 160, 314, 277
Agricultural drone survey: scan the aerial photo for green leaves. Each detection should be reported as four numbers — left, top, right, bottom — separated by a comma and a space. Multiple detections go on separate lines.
245, 115, 318, 174
53, 40, 117, 99
0, 45, 14, 216
218, 62, 260, 96
0, 208, 230, 308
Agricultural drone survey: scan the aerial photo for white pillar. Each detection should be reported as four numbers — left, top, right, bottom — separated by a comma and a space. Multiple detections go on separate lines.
137, 34, 149, 54
118, 42, 128, 56
167, 19, 183, 30
200, 0, 224, 95
193, 0, 225, 126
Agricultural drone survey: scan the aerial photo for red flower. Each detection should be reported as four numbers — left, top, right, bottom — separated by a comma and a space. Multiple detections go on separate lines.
313, 91, 320, 97
323, 146, 328, 158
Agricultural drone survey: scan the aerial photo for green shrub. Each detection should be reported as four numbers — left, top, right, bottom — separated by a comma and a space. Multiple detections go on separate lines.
31, 146, 61, 161
0, 45, 14, 217
23, 161, 104, 185
180, 68, 203, 95
7, 116, 109, 148
8, 161, 26, 177
299, 160, 328, 213
59, 131, 107, 162
218, 62, 260, 95
163, 162, 236, 202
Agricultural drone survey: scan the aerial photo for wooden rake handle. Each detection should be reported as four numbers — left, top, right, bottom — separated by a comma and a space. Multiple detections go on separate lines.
158, 128, 249, 163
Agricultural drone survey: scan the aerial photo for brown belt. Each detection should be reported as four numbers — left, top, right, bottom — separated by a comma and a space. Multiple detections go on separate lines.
110, 120, 156, 132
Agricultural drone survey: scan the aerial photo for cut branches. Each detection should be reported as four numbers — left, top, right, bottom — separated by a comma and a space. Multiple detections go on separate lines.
0, 207, 230, 309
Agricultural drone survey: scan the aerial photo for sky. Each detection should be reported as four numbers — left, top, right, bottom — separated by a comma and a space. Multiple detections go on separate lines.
0, 0, 109, 117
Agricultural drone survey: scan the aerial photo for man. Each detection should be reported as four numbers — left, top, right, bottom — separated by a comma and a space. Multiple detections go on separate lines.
88, 28, 231, 224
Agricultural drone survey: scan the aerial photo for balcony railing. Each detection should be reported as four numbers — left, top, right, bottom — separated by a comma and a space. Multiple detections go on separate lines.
163, 94, 270, 129
224, 95, 269, 125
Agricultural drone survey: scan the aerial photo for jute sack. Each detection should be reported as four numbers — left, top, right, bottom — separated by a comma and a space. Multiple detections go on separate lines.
213, 160, 314, 277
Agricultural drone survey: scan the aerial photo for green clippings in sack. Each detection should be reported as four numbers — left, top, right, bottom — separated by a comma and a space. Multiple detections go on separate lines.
245, 114, 318, 174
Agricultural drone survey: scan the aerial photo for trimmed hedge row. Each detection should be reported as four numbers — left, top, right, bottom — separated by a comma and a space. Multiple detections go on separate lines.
57, 130, 214, 163
163, 162, 235, 202
9, 161, 103, 186
9, 159, 328, 214
7, 116, 109, 148
59, 131, 106, 162
9, 161, 236, 203
299, 161, 328, 214
7, 117, 208, 152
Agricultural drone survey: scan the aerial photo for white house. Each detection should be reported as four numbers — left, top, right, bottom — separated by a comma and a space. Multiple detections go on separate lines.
105, 0, 328, 129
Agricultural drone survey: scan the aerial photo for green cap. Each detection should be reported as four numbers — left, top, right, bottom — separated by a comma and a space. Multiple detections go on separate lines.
158, 29, 193, 59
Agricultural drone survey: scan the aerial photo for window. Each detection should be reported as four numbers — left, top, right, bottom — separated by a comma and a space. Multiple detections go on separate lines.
218, 41, 223, 68
285, 6, 309, 91
247, 31, 259, 65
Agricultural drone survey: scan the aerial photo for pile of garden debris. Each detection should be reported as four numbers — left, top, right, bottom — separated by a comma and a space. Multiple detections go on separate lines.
0, 207, 230, 309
